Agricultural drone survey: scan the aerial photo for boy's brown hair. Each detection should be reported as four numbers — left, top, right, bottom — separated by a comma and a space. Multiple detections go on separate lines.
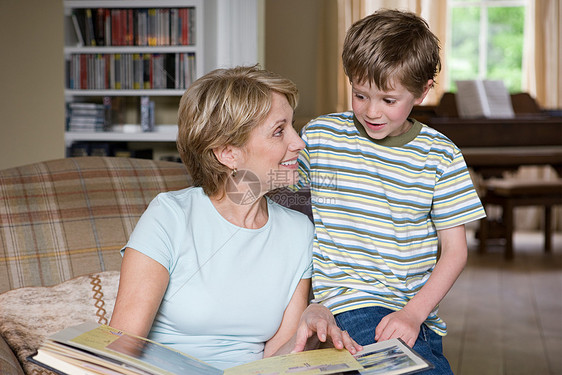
342, 9, 441, 98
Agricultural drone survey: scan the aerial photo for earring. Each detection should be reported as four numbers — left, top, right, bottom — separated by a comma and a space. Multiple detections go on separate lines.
231, 168, 237, 177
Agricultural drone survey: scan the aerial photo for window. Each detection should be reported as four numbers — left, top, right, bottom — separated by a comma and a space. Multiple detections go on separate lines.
447, 0, 526, 93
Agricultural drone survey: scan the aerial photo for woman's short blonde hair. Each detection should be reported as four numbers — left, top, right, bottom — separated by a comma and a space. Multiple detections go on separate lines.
177, 65, 298, 197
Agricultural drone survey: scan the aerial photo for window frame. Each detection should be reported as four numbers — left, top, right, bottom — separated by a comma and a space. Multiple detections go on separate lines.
446, 0, 527, 91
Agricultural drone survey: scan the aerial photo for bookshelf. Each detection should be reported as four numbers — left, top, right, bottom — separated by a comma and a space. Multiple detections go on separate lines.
63, 0, 204, 157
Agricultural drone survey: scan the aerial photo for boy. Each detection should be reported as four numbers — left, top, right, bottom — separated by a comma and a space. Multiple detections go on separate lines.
296, 9, 486, 374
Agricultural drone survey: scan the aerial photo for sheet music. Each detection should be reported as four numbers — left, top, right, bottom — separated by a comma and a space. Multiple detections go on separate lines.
455, 80, 490, 118
482, 80, 515, 118
455, 79, 515, 119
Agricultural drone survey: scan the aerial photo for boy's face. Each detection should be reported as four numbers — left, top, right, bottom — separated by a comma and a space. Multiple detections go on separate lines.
351, 79, 431, 140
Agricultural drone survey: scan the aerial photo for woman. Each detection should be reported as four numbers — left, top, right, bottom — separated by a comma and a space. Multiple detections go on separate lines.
109, 66, 359, 370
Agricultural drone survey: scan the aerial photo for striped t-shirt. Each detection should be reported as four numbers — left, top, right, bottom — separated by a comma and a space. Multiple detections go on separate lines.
298, 112, 486, 335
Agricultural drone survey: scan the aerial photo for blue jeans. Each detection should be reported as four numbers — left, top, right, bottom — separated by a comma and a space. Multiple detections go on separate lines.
335, 306, 453, 375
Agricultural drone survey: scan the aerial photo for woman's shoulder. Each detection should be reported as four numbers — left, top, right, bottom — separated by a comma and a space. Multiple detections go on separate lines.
147, 186, 207, 213
154, 186, 202, 202
267, 198, 313, 230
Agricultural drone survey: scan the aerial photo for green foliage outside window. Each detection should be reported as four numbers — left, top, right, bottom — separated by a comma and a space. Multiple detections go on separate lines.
487, 7, 524, 91
448, 4, 525, 93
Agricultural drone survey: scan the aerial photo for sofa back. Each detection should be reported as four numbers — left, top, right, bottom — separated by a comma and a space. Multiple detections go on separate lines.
0, 157, 192, 293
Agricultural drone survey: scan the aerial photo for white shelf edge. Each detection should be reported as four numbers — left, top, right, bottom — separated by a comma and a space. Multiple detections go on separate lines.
64, 46, 198, 54
65, 131, 178, 144
64, 0, 202, 9
65, 89, 186, 97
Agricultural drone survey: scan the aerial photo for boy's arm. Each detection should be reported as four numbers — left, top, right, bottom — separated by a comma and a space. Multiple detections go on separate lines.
375, 225, 468, 347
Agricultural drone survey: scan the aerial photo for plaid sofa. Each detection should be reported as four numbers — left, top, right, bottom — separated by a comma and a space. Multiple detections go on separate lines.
0, 156, 312, 375
0, 157, 192, 374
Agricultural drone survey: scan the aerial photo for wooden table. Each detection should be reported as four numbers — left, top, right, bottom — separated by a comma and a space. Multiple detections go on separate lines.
478, 179, 562, 259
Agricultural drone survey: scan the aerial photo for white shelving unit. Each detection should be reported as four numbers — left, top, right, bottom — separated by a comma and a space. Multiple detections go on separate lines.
63, 0, 203, 150
65, 129, 178, 144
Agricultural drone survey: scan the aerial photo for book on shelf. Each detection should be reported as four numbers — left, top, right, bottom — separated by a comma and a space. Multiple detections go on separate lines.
66, 99, 114, 133
103, 96, 112, 130
70, 7, 195, 47
90, 143, 111, 157
93, 9, 103, 46
68, 52, 195, 90
115, 148, 154, 160
140, 96, 155, 132
84, 8, 97, 46
67, 142, 154, 159
70, 11, 85, 46
29, 322, 432, 375
455, 79, 515, 119
111, 97, 126, 127
68, 142, 91, 157
67, 102, 106, 132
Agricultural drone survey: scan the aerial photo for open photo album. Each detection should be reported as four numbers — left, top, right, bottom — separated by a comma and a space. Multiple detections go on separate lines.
29, 322, 433, 375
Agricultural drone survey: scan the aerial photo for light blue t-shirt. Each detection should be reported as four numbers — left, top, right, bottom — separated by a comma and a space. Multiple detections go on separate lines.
123, 187, 313, 370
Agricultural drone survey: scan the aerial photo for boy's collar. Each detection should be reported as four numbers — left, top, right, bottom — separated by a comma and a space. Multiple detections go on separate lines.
353, 115, 421, 147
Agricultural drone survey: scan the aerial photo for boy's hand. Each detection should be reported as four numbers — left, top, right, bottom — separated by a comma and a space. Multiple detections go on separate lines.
374, 309, 422, 348
292, 304, 362, 354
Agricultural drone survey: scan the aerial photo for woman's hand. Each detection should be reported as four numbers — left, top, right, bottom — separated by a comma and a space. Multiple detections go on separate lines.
291, 304, 362, 354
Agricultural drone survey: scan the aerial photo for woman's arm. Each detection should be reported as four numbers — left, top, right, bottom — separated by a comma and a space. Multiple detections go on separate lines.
109, 248, 169, 338
263, 279, 309, 357
263, 279, 361, 357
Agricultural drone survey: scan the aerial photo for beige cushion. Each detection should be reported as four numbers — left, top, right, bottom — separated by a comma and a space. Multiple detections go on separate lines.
0, 334, 24, 375
0, 271, 119, 375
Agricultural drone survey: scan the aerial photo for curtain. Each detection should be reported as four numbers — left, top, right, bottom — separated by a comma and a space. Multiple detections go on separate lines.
418, 0, 448, 106
523, 0, 561, 109
518, 0, 562, 230
333, 0, 367, 112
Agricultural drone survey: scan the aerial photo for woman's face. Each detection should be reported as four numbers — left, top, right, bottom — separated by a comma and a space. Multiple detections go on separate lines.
238, 92, 305, 193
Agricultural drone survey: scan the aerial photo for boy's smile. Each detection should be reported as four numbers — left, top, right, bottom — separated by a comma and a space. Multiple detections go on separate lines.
363, 120, 387, 132
351, 79, 431, 140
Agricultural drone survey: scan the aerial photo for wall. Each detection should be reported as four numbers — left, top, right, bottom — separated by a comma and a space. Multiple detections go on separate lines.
265, 0, 325, 129
0, 1, 65, 170
204, 0, 263, 72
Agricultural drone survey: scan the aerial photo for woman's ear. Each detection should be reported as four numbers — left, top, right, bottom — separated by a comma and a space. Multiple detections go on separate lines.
414, 79, 434, 105
213, 145, 239, 170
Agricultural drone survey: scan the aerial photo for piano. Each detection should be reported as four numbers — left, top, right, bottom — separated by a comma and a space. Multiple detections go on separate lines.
412, 92, 562, 179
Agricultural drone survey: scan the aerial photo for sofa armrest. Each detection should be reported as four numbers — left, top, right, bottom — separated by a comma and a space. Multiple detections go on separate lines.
0, 334, 24, 375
